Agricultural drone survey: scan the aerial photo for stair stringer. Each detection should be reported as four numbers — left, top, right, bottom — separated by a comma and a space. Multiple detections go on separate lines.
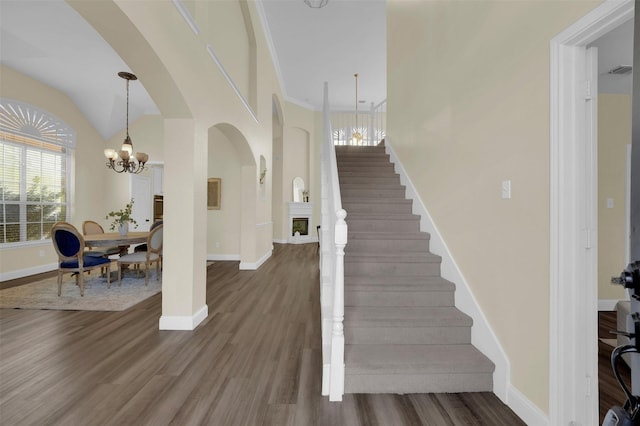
383, 138, 509, 403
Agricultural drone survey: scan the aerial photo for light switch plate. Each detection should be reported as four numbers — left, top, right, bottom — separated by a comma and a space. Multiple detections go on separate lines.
501, 180, 511, 199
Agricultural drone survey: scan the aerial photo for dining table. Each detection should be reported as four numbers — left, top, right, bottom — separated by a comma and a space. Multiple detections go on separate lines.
84, 231, 148, 246
84, 231, 149, 256
83, 231, 150, 278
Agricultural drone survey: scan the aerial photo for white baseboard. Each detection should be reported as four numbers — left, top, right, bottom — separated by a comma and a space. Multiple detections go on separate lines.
508, 386, 549, 426
599, 299, 624, 311
207, 254, 241, 261
385, 139, 510, 402
273, 239, 287, 244
239, 248, 272, 270
0, 263, 57, 282
159, 304, 208, 330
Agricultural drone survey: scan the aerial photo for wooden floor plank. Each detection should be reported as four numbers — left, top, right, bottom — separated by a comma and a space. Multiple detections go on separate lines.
1, 243, 524, 425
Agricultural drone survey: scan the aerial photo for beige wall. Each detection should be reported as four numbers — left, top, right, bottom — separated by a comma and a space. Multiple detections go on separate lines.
598, 93, 632, 301
387, 0, 599, 413
0, 65, 109, 278
273, 102, 320, 242
207, 126, 242, 256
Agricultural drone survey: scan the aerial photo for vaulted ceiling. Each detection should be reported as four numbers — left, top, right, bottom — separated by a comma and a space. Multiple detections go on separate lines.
0, 0, 631, 142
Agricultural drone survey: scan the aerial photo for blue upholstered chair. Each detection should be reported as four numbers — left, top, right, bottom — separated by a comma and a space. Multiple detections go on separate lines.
51, 222, 112, 296
117, 224, 163, 286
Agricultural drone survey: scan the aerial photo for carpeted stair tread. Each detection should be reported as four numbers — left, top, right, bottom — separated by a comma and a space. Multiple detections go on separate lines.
345, 252, 441, 263
348, 231, 429, 240
346, 282, 455, 293
343, 199, 413, 207
345, 344, 495, 375
338, 170, 399, 177
346, 212, 420, 220
345, 306, 472, 327
344, 275, 454, 287
335, 146, 386, 153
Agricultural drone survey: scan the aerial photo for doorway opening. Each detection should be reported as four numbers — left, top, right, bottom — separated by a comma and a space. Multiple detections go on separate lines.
550, 1, 633, 424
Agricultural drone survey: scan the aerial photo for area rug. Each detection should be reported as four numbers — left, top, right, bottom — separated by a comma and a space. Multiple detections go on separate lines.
0, 269, 161, 311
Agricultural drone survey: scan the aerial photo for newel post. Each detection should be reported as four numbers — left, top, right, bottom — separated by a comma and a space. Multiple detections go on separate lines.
329, 208, 347, 401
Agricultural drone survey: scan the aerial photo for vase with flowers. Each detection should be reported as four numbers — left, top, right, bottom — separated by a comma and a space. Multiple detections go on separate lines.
106, 199, 138, 236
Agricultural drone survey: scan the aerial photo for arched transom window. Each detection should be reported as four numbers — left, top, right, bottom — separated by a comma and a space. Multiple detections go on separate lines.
0, 99, 75, 244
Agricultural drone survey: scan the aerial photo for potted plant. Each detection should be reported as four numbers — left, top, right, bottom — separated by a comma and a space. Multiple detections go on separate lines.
106, 199, 138, 236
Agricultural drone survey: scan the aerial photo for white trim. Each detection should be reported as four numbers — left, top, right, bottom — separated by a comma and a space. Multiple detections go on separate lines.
207, 254, 241, 262
384, 139, 510, 402
288, 237, 319, 245
507, 386, 549, 426
599, 299, 626, 311
626, 143, 632, 265
549, 1, 633, 425
206, 45, 258, 123
0, 263, 57, 282
159, 304, 208, 330
239, 248, 272, 270
172, 0, 200, 35
273, 238, 287, 244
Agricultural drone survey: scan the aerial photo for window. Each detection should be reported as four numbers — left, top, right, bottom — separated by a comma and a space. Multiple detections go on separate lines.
0, 99, 74, 245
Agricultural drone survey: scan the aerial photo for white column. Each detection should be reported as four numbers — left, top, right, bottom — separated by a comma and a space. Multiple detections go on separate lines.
159, 118, 208, 330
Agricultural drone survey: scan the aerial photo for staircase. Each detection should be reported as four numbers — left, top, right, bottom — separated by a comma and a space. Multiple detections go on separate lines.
336, 144, 495, 394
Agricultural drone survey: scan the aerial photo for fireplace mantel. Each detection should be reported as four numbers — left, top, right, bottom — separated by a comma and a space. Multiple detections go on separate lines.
288, 202, 314, 244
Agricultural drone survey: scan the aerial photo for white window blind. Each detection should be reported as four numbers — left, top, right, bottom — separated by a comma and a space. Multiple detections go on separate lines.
0, 99, 74, 245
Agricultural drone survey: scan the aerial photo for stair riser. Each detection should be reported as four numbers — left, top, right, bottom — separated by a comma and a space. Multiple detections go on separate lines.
337, 157, 390, 163
345, 326, 469, 345
344, 373, 493, 394
346, 238, 430, 252
341, 189, 406, 199
345, 261, 441, 276
339, 176, 400, 185
348, 219, 420, 233
338, 171, 398, 178
335, 147, 386, 154
338, 165, 396, 173
345, 290, 452, 307
344, 203, 413, 215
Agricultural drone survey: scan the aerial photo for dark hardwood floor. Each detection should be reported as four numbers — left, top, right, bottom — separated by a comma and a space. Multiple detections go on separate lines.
599, 311, 633, 424
0, 244, 524, 425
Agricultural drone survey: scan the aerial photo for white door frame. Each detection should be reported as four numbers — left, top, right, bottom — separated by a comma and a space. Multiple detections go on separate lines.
550, 1, 633, 424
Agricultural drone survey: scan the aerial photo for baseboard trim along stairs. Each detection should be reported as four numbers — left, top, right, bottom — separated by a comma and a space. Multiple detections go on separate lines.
336, 143, 495, 395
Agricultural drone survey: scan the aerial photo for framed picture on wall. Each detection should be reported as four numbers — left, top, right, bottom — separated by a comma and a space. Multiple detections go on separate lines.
207, 178, 221, 210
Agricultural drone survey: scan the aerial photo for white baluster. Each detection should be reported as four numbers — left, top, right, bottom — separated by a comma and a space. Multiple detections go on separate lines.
329, 208, 347, 401
369, 101, 375, 146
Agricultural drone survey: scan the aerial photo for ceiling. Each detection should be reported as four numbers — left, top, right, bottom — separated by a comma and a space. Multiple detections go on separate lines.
0, 0, 632, 142
588, 18, 634, 94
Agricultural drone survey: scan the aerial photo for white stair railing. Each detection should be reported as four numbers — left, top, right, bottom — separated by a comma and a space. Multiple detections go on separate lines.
330, 99, 386, 146
320, 82, 347, 401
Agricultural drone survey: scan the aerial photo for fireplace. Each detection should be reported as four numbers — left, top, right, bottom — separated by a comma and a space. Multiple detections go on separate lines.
287, 202, 314, 244
292, 217, 309, 236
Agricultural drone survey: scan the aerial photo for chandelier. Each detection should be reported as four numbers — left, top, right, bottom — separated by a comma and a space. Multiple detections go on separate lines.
351, 73, 362, 144
104, 72, 148, 174
304, 0, 328, 8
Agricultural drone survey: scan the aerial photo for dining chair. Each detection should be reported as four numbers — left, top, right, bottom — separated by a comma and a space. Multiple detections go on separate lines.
117, 224, 163, 286
82, 220, 122, 257
133, 220, 163, 270
51, 222, 112, 296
